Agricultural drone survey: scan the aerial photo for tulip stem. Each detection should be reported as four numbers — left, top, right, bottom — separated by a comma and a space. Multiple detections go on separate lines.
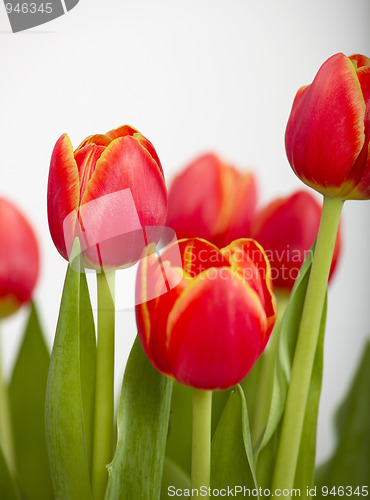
191, 389, 212, 498
92, 270, 116, 500
271, 196, 343, 497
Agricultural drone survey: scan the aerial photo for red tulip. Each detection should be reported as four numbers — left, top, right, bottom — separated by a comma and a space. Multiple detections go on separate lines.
166, 153, 257, 248
285, 53, 370, 199
47, 125, 167, 269
0, 198, 39, 319
251, 190, 341, 290
136, 238, 276, 390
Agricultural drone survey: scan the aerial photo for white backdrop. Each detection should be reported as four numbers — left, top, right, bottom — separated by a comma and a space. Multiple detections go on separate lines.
1, 0, 369, 464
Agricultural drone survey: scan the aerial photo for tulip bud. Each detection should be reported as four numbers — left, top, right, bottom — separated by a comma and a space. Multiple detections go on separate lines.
251, 190, 341, 290
285, 53, 370, 200
0, 198, 40, 319
166, 153, 257, 248
47, 125, 167, 270
136, 238, 276, 390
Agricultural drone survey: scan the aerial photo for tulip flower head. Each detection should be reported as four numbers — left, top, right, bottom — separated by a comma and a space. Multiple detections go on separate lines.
0, 198, 39, 319
251, 190, 341, 290
166, 153, 257, 248
136, 238, 276, 390
48, 125, 167, 270
285, 53, 370, 200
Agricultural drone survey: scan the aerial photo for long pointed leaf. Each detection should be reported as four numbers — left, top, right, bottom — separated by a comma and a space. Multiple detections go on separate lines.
8, 303, 53, 500
165, 381, 193, 476
105, 336, 172, 500
160, 457, 190, 499
45, 241, 95, 500
211, 385, 258, 496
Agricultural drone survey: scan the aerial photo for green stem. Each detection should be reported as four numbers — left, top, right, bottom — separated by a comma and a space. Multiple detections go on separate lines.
271, 196, 344, 496
92, 270, 116, 500
0, 328, 15, 473
252, 291, 289, 445
191, 389, 212, 499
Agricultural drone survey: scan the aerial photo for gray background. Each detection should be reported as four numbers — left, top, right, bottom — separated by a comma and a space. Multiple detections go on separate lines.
0, 0, 369, 465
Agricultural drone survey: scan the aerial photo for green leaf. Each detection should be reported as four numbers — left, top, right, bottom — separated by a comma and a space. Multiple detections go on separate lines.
240, 353, 263, 444
316, 340, 370, 489
0, 444, 20, 500
256, 246, 326, 489
165, 381, 193, 476
211, 388, 232, 437
8, 303, 53, 500
105, 336, 172, 500
45, 241, 96, 500
211, 385, 258, 496
160, 457, 190, 499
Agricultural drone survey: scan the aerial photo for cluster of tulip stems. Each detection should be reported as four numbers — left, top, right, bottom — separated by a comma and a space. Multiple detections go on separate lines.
0, 52, 369, 500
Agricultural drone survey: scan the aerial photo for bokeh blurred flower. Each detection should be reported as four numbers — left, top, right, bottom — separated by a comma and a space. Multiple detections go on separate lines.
166, 153, 257, 248
251, 190, 341, 290
0, 198, 39, 319
285, 53, 370, 200
136, 237, 276, 390
48, 125, 167, 269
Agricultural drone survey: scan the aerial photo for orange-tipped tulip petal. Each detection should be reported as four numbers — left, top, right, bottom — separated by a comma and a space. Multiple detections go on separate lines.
285, 53, 370, 199
0, 198, 39, 319
136, 237, 276, 390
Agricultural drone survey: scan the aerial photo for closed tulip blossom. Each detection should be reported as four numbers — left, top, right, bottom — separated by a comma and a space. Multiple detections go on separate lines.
48, 125, 167, 269
271, 53, 369, 491
136, 238, 276, 390
285, 53, 370, 199
166, 153, 257, 248
251, 190, 341, 290
0, 198, 39, 319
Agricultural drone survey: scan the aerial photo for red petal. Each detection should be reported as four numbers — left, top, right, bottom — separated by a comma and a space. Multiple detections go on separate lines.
133, 132, 164, 177
219, 172, 257, 247
166, 268, 268, 390
350, 54, 370, 71
285, 53, 366, 195
136, 251, 186, 376
166, 154, 225, 242
105, 125, 138, 140
75, 126, 139, 153
75, 134, 112, 152
346, 62, 370, 198
348, 141, 370, 199
47, 134, 79, 260
74, 144, 106, 203
251, 191, 322, 290
79, 136, 167, 269
0, 198, 39, 317
222, 239, 276, 330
